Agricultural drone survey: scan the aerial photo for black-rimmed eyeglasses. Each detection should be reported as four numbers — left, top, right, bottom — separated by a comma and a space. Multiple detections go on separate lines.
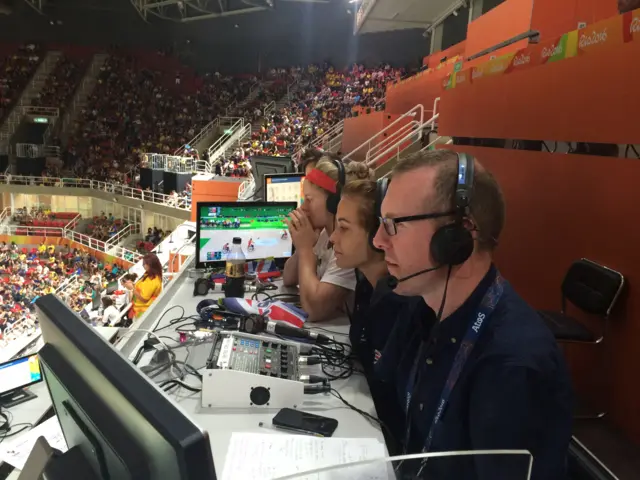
378, 211, 456, 236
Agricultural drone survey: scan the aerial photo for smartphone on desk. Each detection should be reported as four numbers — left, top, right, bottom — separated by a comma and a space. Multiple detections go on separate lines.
272, 408, 338, 437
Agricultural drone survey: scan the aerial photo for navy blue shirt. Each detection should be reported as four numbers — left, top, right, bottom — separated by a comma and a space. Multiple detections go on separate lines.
382, 266, 573, 479
349, 271, 429, 454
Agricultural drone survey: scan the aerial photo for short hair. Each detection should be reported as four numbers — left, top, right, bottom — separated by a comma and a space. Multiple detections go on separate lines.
392, 150, 505, 251
313, 155, 373, 193
341, 180, 378, 234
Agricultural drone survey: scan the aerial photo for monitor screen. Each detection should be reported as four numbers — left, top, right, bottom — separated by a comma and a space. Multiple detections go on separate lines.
265, 173, 305, 206
249, 156, 294, 201
0, 354, 43, 395
196, 202, 296, 267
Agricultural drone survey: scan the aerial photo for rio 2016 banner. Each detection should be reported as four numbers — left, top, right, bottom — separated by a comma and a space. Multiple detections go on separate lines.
444, 8, 639, 90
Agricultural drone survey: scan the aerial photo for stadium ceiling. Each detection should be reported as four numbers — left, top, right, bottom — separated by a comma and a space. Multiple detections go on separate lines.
354, 0, 467, 35
130, 0, 329, 23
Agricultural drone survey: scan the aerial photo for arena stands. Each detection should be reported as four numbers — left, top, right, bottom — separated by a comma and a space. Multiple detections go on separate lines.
12, 207, 79, 237
0, 44, 43, 123
32, 54, 88, 112
86, 214, 129, 242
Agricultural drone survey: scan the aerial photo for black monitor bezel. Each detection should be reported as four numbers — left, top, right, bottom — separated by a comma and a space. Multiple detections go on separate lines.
249, 156, 294, 201
264, 173, 305, 206
195, 201, 297, 269
0, 353, 43, 396
36, 295, 216, 480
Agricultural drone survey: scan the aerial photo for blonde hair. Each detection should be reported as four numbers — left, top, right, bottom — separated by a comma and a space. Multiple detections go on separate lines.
341, 180, 378, 234
313, 155, 373, 191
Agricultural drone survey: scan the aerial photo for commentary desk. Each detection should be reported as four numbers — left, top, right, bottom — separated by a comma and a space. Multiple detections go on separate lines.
119, 267, 386, 478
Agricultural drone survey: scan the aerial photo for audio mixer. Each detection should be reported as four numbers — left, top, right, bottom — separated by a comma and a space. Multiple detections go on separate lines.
201, 331, 306, 410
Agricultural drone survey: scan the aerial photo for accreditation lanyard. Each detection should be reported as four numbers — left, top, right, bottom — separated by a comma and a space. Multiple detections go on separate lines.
403, 273, 505, 455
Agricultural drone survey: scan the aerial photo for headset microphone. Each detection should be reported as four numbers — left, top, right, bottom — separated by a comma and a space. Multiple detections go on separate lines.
386, 265, 444, 290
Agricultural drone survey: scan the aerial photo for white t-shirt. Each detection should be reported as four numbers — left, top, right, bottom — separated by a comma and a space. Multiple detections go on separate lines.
102, 305, 121, 326
312, 229, 356, 291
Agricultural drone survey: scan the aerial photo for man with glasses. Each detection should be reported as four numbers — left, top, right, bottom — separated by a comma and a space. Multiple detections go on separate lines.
373, 150, 572, 480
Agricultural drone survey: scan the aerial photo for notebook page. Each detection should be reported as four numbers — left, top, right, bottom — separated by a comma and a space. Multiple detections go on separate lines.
221, 433, 387, 480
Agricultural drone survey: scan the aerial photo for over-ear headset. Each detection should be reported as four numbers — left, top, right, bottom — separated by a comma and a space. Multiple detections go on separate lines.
429, 152, 475, 266
369, 177, 389, 253
325, 157, 345, 215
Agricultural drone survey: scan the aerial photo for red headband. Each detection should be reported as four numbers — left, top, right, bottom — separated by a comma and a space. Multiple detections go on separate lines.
306, 168, 337, 194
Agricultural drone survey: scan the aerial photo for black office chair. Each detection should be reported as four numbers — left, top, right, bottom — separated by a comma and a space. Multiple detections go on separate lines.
538, 259, 624, 344
539, 259, 624, 419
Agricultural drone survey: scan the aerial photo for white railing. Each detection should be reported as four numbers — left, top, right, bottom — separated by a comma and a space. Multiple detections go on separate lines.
263, 101, 276, 118
225, 100, 238, 116
55, 274, 79, 295
64, 229, 142, 263
0, 207, 10, 225
208, 122, 251, 169
366, 112, 439, 168
147, 153, 199, 173
175, 118, 219, 155
106, 223, 133, 247
0, 225, 64, 237
0, 175, 191, 212
63, 213, 81, 230
364, 120, 421, 164
343, 104, 426, 162
206, 118, 245, 157
22, 106, 59, 117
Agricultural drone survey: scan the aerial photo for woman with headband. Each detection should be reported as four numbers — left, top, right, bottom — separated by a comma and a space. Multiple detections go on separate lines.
283, 155, 372, 322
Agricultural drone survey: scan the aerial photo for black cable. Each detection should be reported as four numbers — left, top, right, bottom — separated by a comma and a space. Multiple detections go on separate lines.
0, 422, 33, 444
330, 388, 388, 433
151, 305, 186, 332
160, 379, 202, 393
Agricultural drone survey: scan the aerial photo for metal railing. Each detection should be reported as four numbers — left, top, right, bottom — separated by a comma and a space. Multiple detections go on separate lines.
225, 100, 238, 116
208, 122, 251, 169
64, 229, 142, 263
174, 117, 219, 155
15, 143, 44, 158
0, 175, 191, 211
0, 207, 10, 225
364, 120, 421, 164
105, 223, 133, 247
366, 112, 439, 168
263, 101, 276, 118
55, 274, 79, 295
343, 104, 426, 162
22, 106, 59, 117
0, 225, 65, 237
64, 213, 81, 230
147, 153, 199, 173
206, 117, 245, 158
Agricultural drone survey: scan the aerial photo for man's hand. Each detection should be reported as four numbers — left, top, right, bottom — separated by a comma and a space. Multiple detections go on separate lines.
285, 210, 318, 252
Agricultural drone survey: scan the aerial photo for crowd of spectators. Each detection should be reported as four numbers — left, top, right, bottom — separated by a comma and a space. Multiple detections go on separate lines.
86, 213, 129, 242
0, 44, 42, 123
63, 54, 255, 183
32, 54, 88, 112
136, 226, 169, 254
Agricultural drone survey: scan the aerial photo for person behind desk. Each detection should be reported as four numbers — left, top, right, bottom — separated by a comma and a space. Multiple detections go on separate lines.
132, 253, 163, 319
101, 296, 120, 326
329, 179, 428, 454
373, 150, 573, 480
283, 156, 371, 322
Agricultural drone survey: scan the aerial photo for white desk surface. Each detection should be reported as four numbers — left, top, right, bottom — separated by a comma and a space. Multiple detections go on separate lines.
122, 274, 386, 478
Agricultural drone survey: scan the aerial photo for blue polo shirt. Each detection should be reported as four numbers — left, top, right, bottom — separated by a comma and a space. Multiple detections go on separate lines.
349, 271, 429, 454
384, 266, 573, 479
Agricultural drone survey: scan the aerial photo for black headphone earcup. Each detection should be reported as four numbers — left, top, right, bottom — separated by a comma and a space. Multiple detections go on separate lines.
430, 224, 474, 266
196, 299, 218, 321
326, 194, 339, 215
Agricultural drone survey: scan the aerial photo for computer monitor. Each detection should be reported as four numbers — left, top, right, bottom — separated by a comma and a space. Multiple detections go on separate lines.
265, 173, 305, 206
196, 201, 296, 269
0, 354, 43, 407
249, 156, 294, 201
35, 295, 216, 480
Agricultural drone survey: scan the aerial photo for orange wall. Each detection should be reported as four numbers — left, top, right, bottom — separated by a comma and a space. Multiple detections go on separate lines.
385, 68, 450, 116
441, 145, 640, 444
531, 0, 619, 40
341, 112, 387, 161
439, 35, 640, 144
191, 179, 242, 221
428, 41, 466, 68
465, 0, 534, 58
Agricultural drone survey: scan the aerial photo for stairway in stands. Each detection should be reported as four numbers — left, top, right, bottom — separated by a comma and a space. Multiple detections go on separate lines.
60, 53, 109, 144
0, 51, 63, 146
